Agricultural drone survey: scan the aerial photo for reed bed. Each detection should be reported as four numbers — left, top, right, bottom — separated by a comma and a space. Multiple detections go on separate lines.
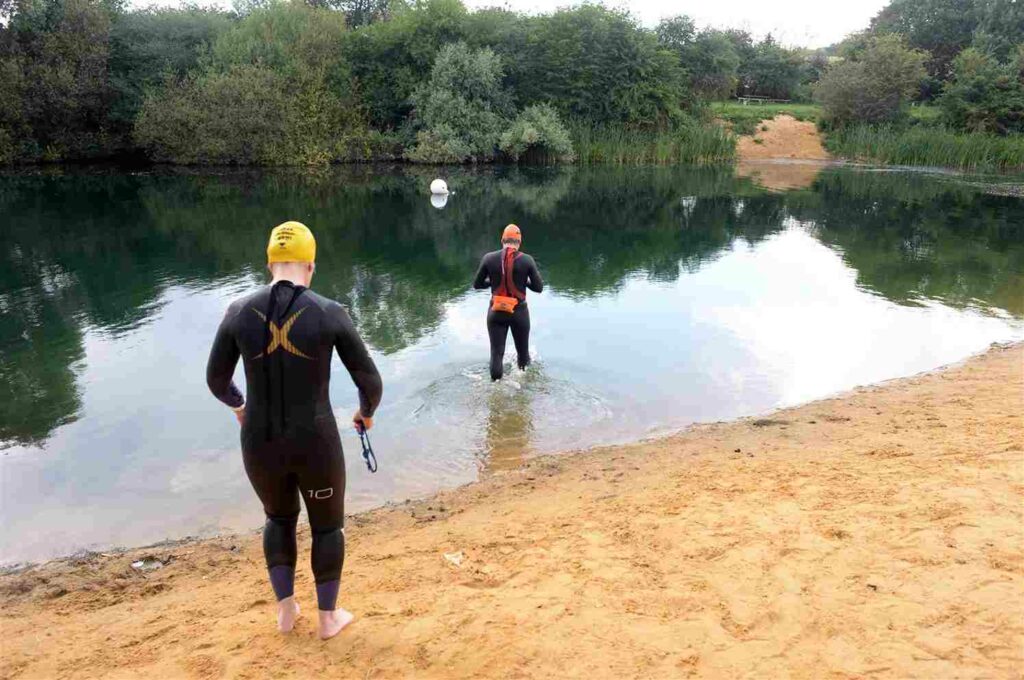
826, 124, 1024, 172
569, 122, 735, 165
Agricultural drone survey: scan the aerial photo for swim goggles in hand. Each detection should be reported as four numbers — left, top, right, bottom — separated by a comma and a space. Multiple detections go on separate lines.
357, 425, 378, 473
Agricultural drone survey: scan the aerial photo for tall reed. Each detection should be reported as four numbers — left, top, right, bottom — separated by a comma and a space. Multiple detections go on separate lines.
826, 124, 1024, 172
569, 121, 735, 165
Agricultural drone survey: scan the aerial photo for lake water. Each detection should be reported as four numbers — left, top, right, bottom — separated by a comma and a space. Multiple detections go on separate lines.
1, 163, 1022, 564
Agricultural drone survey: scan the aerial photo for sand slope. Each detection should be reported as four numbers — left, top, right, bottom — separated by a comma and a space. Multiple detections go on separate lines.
736, 114, 831, 161
2, 344, 1022, 679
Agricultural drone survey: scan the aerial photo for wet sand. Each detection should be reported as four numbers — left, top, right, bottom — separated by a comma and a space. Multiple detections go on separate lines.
1, 343, 1022, 679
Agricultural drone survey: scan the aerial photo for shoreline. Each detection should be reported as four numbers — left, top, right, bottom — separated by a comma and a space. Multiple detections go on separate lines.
0, 341, 1012, 573
1, 342, 1022, 678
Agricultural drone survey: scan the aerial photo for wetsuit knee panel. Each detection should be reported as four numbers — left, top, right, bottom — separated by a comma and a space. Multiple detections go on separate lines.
263, 514, 299, 568
310, 526, 345, 584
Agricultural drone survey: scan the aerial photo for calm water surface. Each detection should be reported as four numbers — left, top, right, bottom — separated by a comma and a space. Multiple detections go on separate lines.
1, 164, 1022, 563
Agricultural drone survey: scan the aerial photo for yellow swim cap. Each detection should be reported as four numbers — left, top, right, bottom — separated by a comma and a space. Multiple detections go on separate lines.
267, 221, 316, 264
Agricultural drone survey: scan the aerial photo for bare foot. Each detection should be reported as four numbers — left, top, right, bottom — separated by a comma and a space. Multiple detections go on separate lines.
277, 596, 300, 633
318, 608, 354, 640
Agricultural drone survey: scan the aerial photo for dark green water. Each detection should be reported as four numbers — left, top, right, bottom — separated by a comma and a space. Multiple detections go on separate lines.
1, 163, 1022, 563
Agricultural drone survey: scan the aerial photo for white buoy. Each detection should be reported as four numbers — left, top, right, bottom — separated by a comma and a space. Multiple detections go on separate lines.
430, 178, 449, 195
430, 194, 448, 209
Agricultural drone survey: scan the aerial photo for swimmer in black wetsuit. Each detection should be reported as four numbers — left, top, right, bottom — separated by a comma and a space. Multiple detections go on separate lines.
206, 221, 382, 640
473, 224, 544, 381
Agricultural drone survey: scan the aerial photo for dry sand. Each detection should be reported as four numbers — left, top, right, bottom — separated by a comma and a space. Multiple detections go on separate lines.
733, 115, 833, 192
2, 343, 1022, 679
736, 115, 831, 162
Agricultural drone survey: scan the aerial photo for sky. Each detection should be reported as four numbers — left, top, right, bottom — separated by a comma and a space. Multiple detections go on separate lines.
463, 0, 891, 47
130, 0, 891, 48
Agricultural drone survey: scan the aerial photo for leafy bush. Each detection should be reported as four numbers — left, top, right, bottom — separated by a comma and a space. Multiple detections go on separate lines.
135, 63, 362, 165
815, 35, 927, 126
405, 128, 471, 164
211, 0, 349, 86
134, 1, 367, 165
939, 47, 1024, 134
0, 0, 118, 160
108, 7, 234, 129
136, 66, 287, 164
406, 42, 512, 163
499, 104, 575, 162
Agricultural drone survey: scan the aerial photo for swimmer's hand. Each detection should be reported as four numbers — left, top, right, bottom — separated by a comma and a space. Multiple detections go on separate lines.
232, 405, 245, 426
353, 410, 373, 433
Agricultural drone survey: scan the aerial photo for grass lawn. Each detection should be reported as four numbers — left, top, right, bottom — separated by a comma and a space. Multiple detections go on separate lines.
711, 101, 822, 135
908, 104, 943, 126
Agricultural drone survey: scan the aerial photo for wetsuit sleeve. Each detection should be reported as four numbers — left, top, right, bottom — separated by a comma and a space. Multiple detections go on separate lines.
526, 256, 544, 293
330, 304, 383, 418
473, 255, 491, 290
206, 303, 244, 409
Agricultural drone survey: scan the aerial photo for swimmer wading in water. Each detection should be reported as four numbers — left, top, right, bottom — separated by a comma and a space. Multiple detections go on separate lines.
206, 222, 382, 640
473, 224, 544, 380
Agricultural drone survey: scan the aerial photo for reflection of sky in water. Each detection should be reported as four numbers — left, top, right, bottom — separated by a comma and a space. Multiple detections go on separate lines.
2, 224, 1022, 564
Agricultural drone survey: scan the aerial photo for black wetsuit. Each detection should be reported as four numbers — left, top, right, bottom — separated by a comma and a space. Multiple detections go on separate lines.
206, 281, 382, 610
473, 248, 544, 381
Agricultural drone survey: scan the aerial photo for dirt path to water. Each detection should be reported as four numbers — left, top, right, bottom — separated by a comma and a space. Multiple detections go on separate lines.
736, 114, 831, 161
733, 114, 834, 191
2, 343, 1022, 679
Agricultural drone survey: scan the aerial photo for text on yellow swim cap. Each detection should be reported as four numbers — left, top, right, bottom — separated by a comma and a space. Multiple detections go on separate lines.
267, 221, 316, 264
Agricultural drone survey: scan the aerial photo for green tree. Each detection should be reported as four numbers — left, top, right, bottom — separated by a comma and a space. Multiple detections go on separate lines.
939, 47, 1024, 133
869, 0, 978, 91
333, 0, 391, 27
815, 34, 928, 126
406, 41, 512, 162
972, 0, 1024, 62
654, 14, 695, 51
515, 6, 687, 125
739, 35, 803, 99
656, 17, 740, 100
342, 0, 467, 128
687, 31, 741, 99
794, 50, 830, 101
108, 6, 234, 133
135, 0, 366, 164
0, 0, 119, 160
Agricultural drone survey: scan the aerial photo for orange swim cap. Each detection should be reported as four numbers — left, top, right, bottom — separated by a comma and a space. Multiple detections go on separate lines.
502, 224, 522, 243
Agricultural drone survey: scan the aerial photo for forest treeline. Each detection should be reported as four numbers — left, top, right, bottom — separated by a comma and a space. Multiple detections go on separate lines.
0, 0, 1021, 166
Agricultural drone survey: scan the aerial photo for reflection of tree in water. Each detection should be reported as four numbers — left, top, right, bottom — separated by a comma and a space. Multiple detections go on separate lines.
0, 257, 85, 446
0, 172, 180, 447
788, 169, 1024, 316
522, 167, 782, 296
2, 164, 1022, 447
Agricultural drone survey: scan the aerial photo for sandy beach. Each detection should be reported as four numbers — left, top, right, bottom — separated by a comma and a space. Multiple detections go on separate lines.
1, 342, 1022, 679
